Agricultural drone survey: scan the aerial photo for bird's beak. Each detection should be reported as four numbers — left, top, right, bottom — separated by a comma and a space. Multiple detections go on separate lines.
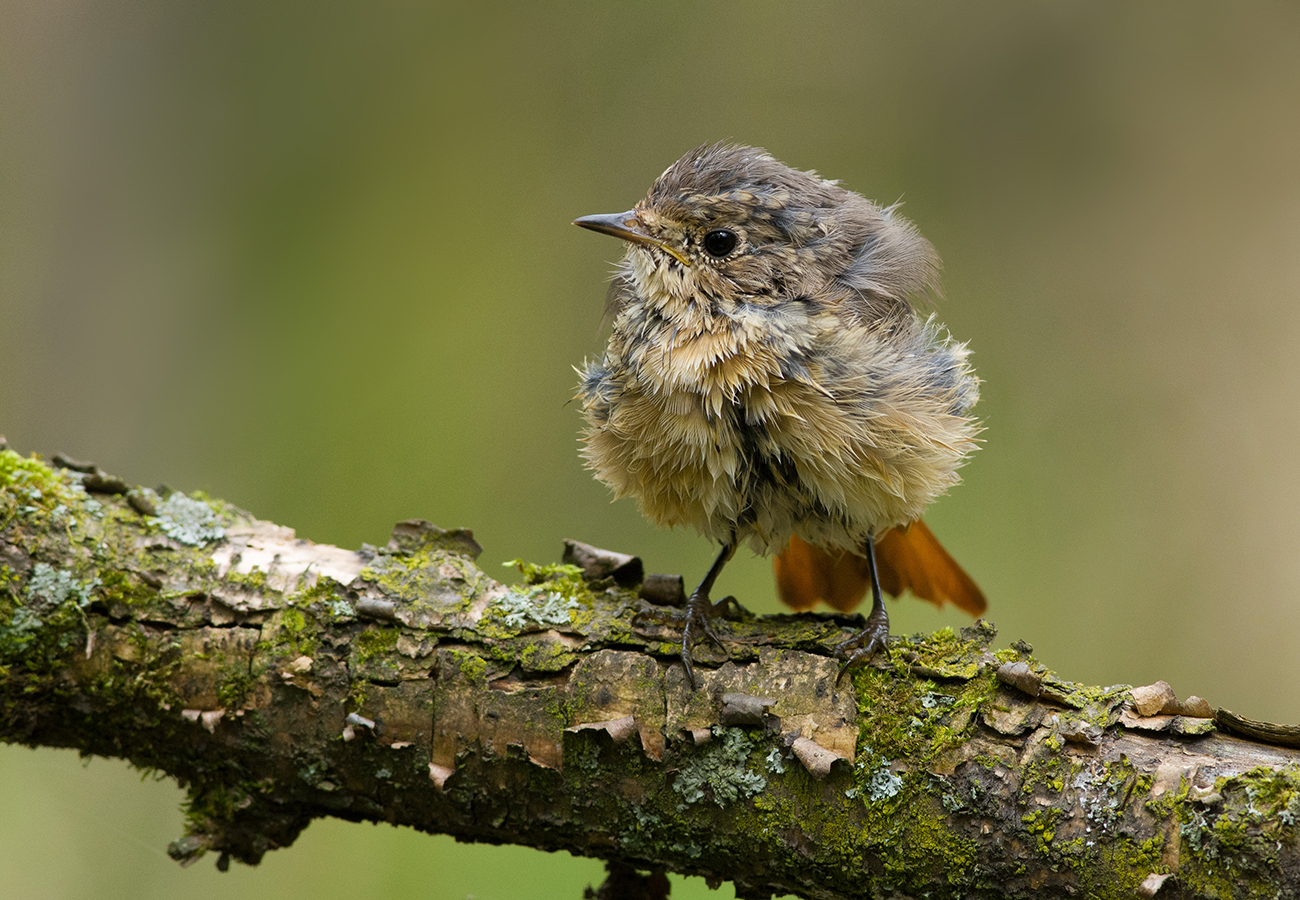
573, 211, 691, 266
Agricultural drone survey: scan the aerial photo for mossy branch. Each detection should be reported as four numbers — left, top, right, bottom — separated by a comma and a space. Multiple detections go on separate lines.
2, 446, 1299, 900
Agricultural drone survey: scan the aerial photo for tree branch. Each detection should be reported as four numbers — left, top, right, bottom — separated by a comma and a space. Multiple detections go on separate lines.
2, 447, 1298, 899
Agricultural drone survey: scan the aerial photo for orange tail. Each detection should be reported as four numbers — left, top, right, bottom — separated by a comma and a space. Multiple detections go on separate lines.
773, 520, 986, 616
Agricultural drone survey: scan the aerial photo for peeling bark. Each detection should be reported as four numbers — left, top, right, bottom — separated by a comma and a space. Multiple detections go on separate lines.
2, 448, 1299, 899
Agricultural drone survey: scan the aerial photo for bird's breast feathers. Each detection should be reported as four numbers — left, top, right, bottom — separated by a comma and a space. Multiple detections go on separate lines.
577, 295, 979, 553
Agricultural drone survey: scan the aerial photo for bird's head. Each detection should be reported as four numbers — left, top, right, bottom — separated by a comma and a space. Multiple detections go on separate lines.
575, 143, 940, 319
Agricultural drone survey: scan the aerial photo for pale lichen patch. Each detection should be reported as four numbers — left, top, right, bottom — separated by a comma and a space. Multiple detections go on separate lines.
153, 494, 226, 546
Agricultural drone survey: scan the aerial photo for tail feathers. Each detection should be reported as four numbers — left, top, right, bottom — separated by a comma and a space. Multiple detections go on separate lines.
773, 520, 986, 616
772, 535, 871, 613
874, 520, 987, 615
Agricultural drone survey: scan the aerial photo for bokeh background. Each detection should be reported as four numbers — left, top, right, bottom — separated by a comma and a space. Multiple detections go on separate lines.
4, 2, 1300, 898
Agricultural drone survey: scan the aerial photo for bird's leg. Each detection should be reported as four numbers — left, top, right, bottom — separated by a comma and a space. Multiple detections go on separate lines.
836, 530, 891, 674
632, 539, 737, 688
678, 540, 738, 688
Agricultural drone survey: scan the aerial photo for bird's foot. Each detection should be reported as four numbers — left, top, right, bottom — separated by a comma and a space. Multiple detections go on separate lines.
633, 592, 740, 688
834, 603, 891, 678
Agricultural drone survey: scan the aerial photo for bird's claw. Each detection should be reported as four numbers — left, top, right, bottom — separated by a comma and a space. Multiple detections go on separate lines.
835, 605, 891, 680
709, 594, 745, 621
633, 592, 737, 689
679, 590, 730, 688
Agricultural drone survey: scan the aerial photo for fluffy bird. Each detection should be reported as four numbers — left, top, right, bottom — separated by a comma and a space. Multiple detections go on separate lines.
574, 144, 984, 687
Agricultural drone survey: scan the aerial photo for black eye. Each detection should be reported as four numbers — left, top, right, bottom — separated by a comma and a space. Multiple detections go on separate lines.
702, 229, 738, 258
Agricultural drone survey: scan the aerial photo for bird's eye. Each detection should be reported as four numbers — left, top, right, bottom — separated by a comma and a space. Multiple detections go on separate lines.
702, 229, 739, 258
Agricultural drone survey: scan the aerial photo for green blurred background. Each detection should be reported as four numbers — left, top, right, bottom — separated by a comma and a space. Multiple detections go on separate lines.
3, 2, 1300, 897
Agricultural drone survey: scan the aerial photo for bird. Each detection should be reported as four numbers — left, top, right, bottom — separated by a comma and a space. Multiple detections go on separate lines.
573, 143, 985, 688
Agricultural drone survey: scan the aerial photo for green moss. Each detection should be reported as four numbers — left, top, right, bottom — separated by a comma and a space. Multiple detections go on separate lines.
889, 621, 995, 680
346, 682, 368, 709
825, 754, 980, 892
1145, 774, 1184, 822
889, 802, 979, 886
0, 449, 67, 497
266, 607, 316, 658
223, 567, 273, 592
216, 661, 257, 708
1022, 807, 1063, 853
850, 657, 994, 772
354, 625, 398, 663
512, 634, 578, 673
442, 647, 488, 685
505, 559, 593, 603
507, 558, 580, 585
281, 608, 307, 633
291, 578, 338, 607
97, 569, 157, 610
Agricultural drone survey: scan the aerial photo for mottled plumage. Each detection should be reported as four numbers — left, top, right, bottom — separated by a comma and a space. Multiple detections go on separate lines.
574, 144, 983, 685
